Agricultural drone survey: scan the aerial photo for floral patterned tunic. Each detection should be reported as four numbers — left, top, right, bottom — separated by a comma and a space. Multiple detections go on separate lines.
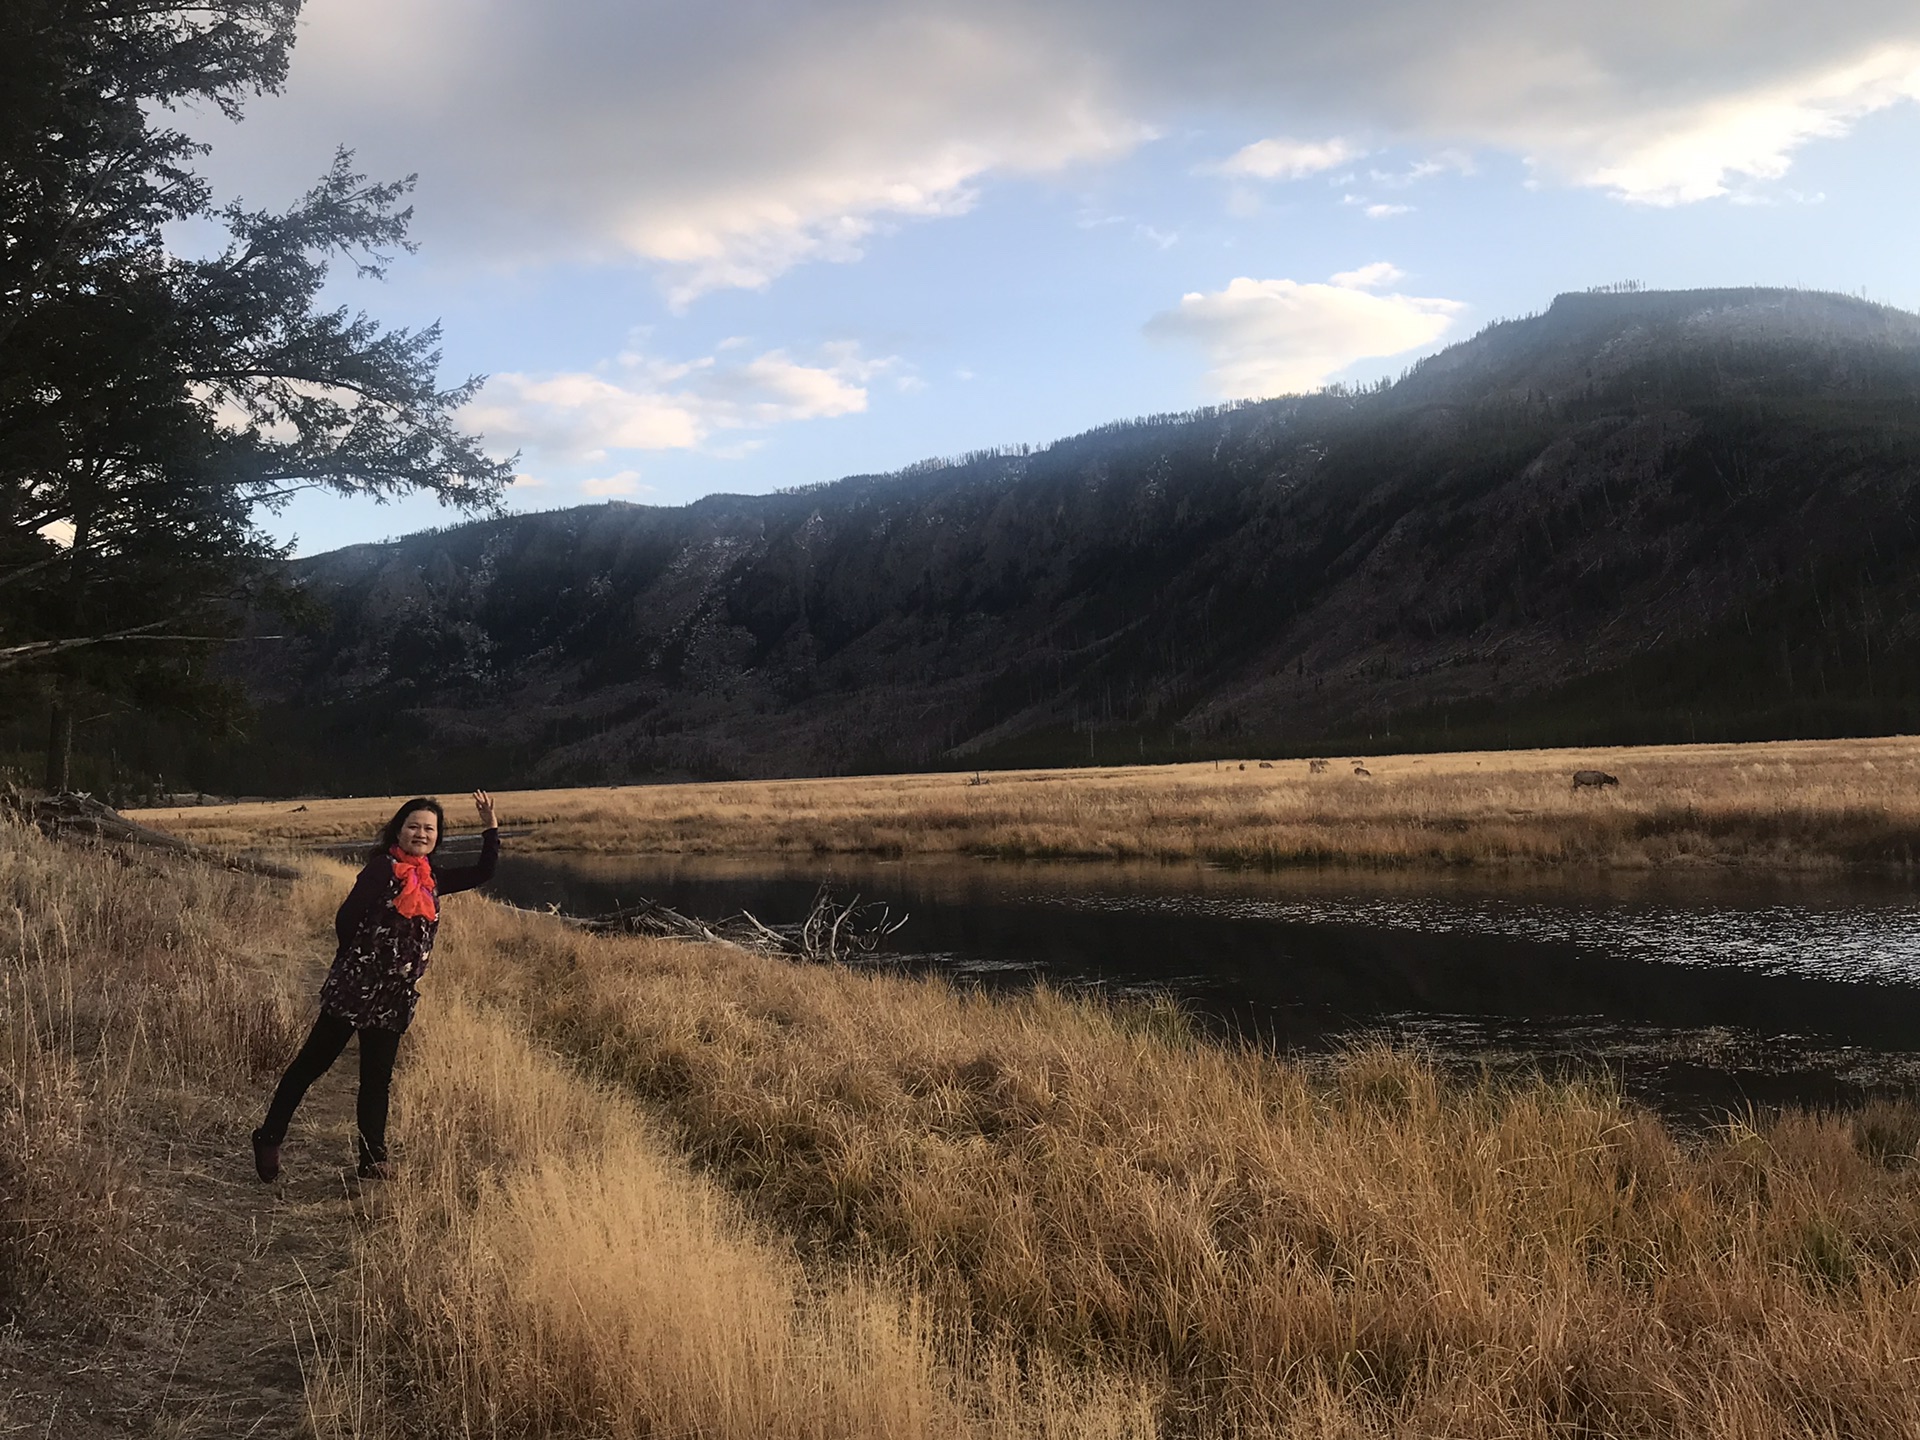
318, 829, 499, 1032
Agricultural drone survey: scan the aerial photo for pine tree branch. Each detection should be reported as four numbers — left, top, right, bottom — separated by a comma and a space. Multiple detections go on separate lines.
0, 553, 66, 589
0, 624, 280, 671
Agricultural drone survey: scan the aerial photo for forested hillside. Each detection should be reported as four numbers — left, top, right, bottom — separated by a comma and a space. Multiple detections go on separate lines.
125, 287, 1920, 791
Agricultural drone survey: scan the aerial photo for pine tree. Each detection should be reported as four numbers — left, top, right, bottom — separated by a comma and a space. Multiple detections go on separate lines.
0, 0, 513, 788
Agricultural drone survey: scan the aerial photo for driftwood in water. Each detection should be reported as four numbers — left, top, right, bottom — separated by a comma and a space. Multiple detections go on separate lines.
579, 887, 907, 964
4, 786, 301, 880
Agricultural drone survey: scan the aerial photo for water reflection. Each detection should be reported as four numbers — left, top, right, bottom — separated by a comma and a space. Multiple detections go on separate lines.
487, 853, 1920, 1118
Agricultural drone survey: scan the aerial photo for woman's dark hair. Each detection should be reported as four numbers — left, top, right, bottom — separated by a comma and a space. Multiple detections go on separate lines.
367, 797, 447, 863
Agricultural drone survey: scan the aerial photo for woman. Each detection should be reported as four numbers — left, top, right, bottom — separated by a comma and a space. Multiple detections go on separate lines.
252, 790, 501, 1181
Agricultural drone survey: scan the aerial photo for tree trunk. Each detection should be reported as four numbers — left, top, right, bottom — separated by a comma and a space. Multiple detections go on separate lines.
44, 693, 72, 793
44, 494, 93, 794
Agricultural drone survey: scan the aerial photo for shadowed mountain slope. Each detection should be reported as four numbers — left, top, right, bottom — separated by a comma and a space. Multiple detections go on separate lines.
207, 287, 1920, 791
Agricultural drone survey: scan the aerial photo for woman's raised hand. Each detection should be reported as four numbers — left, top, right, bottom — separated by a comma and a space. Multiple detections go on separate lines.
472, 790, 498, 829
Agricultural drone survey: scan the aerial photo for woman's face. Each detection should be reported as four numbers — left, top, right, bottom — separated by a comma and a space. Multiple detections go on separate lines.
397, 808, 439, 856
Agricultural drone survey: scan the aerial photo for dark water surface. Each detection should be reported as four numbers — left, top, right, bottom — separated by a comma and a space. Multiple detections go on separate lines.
489, 852, 1920, 1119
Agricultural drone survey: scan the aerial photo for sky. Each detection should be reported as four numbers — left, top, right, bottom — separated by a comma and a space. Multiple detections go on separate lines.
188, 0, 1920, 555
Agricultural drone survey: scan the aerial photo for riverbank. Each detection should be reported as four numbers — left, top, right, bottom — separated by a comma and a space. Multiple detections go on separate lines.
12, 814, 1920, 1434
137, 734, 1920, 870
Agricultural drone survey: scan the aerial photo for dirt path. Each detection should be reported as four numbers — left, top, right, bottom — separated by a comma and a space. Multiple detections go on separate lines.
2, 1081, 375, 1438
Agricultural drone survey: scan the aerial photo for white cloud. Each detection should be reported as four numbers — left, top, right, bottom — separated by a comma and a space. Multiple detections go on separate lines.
210, 0, 1147, 301
1368, 153, 1474, 187
581, 470, 648, 497
1212, 136, 1366, 180
1330, 262, 1406, 290
1572, 45, 1920, 203
1340, 195, 1415, 219
205, 0, 1920, 296
464, 344, 887, 466
1145, 268, 1465, 398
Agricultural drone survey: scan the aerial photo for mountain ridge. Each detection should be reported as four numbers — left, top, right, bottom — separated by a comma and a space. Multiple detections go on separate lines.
175, 286, 1920, 792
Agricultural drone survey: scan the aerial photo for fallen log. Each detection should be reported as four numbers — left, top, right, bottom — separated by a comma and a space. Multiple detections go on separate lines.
574, 887, 907, 964
4, 786, 301, 880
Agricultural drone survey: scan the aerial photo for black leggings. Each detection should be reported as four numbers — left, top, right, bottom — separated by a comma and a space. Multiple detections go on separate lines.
260, 1013, 402, 1165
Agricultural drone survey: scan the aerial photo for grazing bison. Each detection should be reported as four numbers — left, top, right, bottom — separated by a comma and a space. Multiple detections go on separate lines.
1308, 758, 1329, 774
1258, 761, 1274, 769
1353, 764, 1372, 777
1571, 770, 1619, 790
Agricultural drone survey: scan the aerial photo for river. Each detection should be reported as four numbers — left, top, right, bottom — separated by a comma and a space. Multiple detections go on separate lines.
488, 852, 1920, 1120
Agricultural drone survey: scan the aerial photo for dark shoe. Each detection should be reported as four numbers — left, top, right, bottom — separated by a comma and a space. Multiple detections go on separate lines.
251, 1128, 281, 1183
355, 1158, 391, 1182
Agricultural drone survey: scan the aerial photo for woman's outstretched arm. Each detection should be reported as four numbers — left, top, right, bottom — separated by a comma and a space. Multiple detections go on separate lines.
435, 789, 501, 897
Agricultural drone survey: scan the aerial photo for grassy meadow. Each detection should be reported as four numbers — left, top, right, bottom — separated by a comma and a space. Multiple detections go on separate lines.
137, 733, 1920, 870
13, 809, 1920, 1434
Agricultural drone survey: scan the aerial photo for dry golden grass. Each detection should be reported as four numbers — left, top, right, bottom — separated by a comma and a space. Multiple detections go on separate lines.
16, 814, 1920, 1436
0, 817, 331, 1433
427, 893, 1920, 1437
137, 733, 1920, 870
1, 820, 1150, 1438
340, 984, 1158, 1439
0, 818, 305, 1310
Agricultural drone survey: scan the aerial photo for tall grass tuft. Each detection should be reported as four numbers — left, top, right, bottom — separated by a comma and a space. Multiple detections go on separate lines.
347, 987, 1158, 1438
0, 814, 308, 1309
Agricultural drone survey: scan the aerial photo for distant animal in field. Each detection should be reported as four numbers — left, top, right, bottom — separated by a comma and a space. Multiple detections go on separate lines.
290, 804, 308, 812
1308, 758, 1329, 774
1238, 762, 1246, 770
1258, 761, 1273, 769
1352, 765, 1372, 778
1571, 770, 1619, 790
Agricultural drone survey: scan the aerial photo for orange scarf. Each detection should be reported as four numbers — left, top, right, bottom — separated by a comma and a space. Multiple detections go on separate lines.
388, 847, 439, 921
